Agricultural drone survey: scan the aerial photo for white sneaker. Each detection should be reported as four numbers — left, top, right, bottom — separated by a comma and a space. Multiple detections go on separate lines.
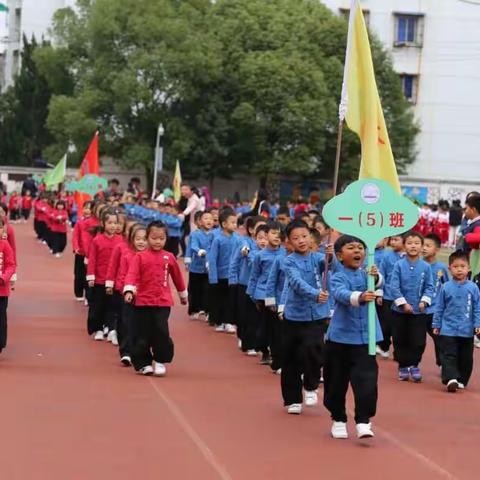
215, 324, 226, 332
304, 390, 318, 407
190, 313, 199, 320
225, 323, 236, 334
474, 336, 480, 348
55, 253, 62, 258
153, 361, 167, 377
376, 345, 390, 358
331, 421, 348, 439
246, 349, 257, 356
198, 311, 206, 321
103, 326, 109, 337
237, 339, 242, 349
94, 331, 104, 341
458, 382, 465, 390
287, 404, 302, 415
356, 423, 374, 439
121, 356, 132, 366
275, 368, 281, 375
84, 299, 89, 307
107, 330, 118, 346
139, 365, 153, 376
447, 379, 459, 392
75, 297, 85, 302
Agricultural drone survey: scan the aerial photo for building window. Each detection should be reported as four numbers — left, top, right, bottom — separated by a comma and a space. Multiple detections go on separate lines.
400, 74, 419, 103
339, 8, 370, 27
394, 13, 425, 47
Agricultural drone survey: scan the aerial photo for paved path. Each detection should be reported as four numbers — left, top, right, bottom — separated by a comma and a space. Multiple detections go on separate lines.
0, 223, 477, 479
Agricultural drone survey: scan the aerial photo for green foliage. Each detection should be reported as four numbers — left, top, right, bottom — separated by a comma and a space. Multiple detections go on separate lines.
33, 0, 418, 182
0, 36, 54, 165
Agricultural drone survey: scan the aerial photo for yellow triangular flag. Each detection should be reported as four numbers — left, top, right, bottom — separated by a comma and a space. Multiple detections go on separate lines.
173, 160, 182, 202
339, 0, 400, 192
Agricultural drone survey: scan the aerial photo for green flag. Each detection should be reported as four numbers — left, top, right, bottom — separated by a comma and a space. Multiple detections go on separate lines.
45, 154, 67, 187
0, 3, 8, 12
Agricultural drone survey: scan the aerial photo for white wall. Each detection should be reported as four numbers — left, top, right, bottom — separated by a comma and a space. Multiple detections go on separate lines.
322, 0, 480, 183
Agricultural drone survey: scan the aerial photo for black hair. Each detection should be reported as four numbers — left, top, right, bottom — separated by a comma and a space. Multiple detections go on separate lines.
402, 230, 424, 244
465, 194, 480, 213
313, 215, 330, 229
194, 210, 204, 222
147, 220, 167, 237
265, 220, 282, 233
334, 235, 366, 253
449, 250, 469, 265
425, 233, 441, 249
310, 228, 322, 246
277, 206, 290, 218
219, 209, 236, 227
55, 200, 66, 209
83, 200, 94, 209
285, 219, 310, 238
255, 224, 269, 237
308, 209, 320, 216
0, 217, 5, 228
245, 215, 266, 236
206, 206, 219, 213
0, 202, 9, 214
109, 178, 120, 186
388, 234, 404, 245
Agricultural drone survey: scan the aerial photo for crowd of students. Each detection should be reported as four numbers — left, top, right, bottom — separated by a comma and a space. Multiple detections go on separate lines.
26, 188, 475, 443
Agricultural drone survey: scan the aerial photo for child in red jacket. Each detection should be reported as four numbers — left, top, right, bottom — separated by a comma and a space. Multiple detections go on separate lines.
0, 218, 17, 353
72, 200, 93, 301
86, 209, 122, 341
124, 221, 188, 376
8, 192, 21, 223
21, 190, 33, 222
51, 200, 69, 257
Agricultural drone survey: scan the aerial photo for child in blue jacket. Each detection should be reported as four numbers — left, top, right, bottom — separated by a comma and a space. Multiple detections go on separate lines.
423, 233, 449, 366
323, 235, 382, 440
207, 209, 238, 333
247, 222, 285, 371
281, 220, 330, 415
433, 250, 480, 392
390, 231, 434, 382
187, 211, 214, 320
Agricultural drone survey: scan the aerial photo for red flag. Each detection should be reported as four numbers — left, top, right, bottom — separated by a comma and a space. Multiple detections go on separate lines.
75, 132, 100, 213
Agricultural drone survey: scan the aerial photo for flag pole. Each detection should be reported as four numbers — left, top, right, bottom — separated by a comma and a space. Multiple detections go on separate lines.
322, 119, 344, 291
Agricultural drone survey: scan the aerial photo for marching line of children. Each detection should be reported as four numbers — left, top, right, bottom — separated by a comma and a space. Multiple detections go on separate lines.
39, 193, 480, 440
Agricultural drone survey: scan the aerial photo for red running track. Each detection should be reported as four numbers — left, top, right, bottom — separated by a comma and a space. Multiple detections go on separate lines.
0, 223, 478, 479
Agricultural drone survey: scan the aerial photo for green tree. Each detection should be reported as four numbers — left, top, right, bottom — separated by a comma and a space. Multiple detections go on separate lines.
37, 0, 418, 185
0, 36, 54, 165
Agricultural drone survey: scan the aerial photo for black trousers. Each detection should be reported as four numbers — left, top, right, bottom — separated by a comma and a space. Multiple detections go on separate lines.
131, 306, 174, 370
228, 284, 239, 329
87, 284, 111, 335
51, 232, 67, 254
22, 208, 31, 220
165, 237, 180, 257
391, 312, 428, 368
281, 319, 325, 406
236, 285, 259, 351
440, 336, 474, 386
9, 209, 20, 222
119, 302, 135, 358
323, 341, 378, 424
256, 304, 283, 371
37, 220, 46, 240
107, 291, 123, 332
0, 297, 9, 351
188, 272, 209, 315
74, 254, 87, 298
45, 228, 53, 250
426, 315, 442, 366
377, 300, 394, 352
208, 279, 229, 326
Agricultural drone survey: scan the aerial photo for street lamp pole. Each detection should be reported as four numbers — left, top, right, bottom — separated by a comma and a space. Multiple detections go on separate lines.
152, 123, 164, 199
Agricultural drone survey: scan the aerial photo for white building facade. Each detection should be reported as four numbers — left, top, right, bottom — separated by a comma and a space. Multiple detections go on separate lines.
322, 0, 480, 202
0, 0, 75, 90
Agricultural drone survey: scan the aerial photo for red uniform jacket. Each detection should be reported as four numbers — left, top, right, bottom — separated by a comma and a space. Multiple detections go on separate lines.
72, 216, 88, 255
465, 226, 480, 250
0, 240, 16, 297
124, 249, 187, 307
105, 239, 128, 290
116, 247, 135, 293
86, 233, 123, 285
8, 195, 21, 211
50, 209, 68, 233
45, 204, 54, 230
82, 216, 100, 259
22, 196, 33, 210
2, 220, 17, 266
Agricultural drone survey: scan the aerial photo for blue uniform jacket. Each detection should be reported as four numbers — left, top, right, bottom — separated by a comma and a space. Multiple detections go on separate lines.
426, 261, 449, 314
265, 250, 288, 306
282, 252, 331, 321
432, 280, 480, 337
189, 229, 213, 274
379, 250, 404, 300
207, 231, 238, 284
390, 257, 434, 314
228, 236, 255, 286
247, 247, 286, 300
326, 267, 384, 345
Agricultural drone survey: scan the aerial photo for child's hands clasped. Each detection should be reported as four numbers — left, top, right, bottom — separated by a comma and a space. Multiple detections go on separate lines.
418, 302, 426, 312
318, 290, 329, 304
124, 292, 134, 304
403, 303, 414, 314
